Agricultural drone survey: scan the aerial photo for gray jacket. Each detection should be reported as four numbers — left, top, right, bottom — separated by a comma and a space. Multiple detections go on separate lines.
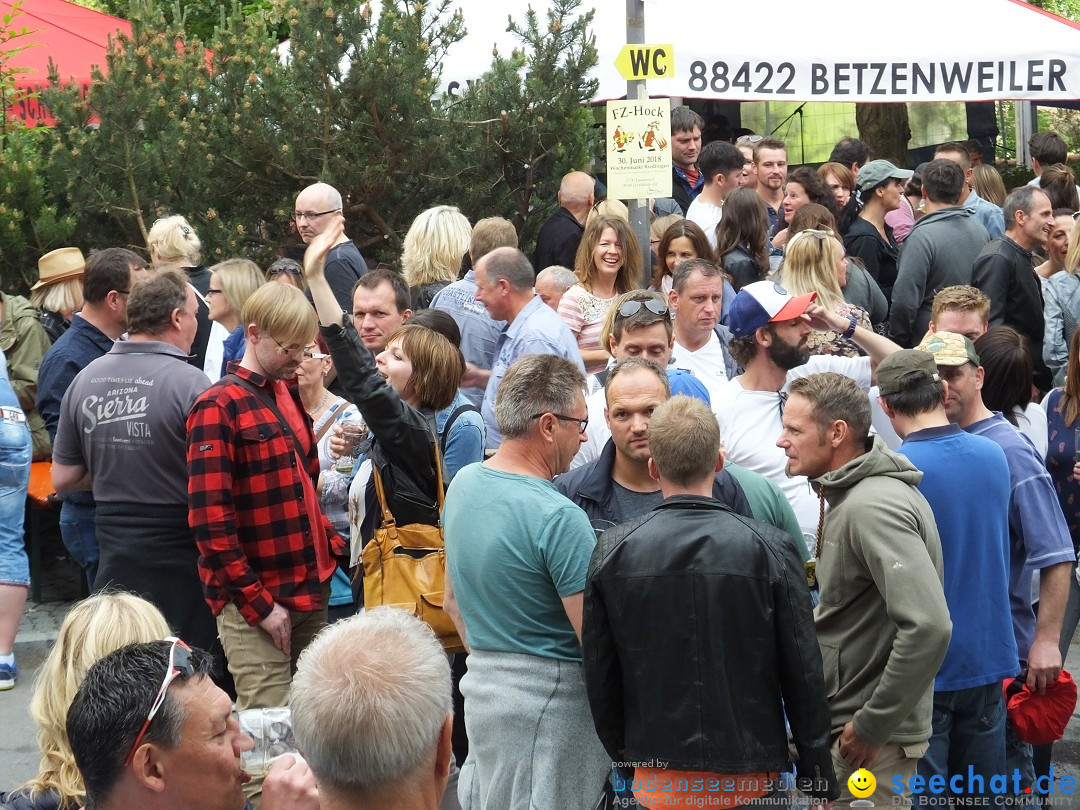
813, 437, 951, 746
1044, 271, 1080, 386
890, 207, 989, 348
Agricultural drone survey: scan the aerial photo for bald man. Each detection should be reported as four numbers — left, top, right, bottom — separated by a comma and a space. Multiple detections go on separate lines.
294, 182, 368, 310
533, 171, 595, 273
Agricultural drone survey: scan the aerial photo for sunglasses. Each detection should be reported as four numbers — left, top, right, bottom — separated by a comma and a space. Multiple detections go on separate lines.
736, 134, 763, 145
267, 265, 303, 278
124, 637, 194, 766
617, 299, 669, 318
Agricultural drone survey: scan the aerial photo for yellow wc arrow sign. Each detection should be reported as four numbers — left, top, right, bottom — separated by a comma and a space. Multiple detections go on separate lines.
614, 44, 675, 80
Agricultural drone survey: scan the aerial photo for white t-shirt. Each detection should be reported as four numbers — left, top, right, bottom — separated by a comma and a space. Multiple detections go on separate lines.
686, 197, 723, 249
569, 384, 612, 471
672, 333, 729, 407
1015, 401, 1048, 460
714, 355, 873, 557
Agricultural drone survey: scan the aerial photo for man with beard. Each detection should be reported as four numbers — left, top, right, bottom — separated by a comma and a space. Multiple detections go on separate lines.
713, 281, 902, 560
187, 282, 344, 712
754, 137, 789, 232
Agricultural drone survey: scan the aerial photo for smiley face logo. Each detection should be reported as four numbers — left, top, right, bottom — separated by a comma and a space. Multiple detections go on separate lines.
848, 768, 876, 798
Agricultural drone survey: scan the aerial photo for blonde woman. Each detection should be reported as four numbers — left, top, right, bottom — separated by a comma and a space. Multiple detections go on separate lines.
30, 248, 86, 345
401, 205, 472, 310
781, 229, 870, 357
559, 215, 641, 373
4, 593, 170, 810
146, 215, 222, 379
1044, 216, 1080, 385
206, 258, 265, 376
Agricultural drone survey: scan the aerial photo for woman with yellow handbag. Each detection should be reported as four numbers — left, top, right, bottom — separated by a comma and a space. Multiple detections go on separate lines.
302, 217, 468, 654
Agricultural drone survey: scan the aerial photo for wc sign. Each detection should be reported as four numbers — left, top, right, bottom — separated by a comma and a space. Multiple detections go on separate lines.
614, 44, 675, 80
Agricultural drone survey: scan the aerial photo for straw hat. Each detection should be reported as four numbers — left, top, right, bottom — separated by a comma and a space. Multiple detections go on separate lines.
33, 247, 86, 291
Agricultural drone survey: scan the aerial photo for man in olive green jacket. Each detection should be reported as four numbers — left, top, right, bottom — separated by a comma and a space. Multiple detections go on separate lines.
0, 291, 53, 460
778, 371, 951, 808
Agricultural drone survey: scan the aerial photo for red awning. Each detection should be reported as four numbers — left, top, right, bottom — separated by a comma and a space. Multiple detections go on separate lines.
1, 0, 130, 126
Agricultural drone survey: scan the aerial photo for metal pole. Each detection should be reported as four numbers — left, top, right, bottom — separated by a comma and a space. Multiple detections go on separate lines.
625, 0, 651, 287
1015, 101, 1036, 169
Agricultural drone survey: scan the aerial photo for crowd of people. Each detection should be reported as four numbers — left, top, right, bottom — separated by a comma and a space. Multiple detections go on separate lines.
0, 112, 1077, 810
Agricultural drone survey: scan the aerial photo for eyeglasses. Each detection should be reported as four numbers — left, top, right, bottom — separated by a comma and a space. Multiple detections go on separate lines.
206, 288, 223, 296
267, 265, 303, 278
272, 336, 305, 356
115, 290, 130, 296
531, 412, 588, 434
291, 209, 339, 223
617, 298, 669, 319
736, 134, 763, 145
124, 637, 194, 766
303, 349, 328, 360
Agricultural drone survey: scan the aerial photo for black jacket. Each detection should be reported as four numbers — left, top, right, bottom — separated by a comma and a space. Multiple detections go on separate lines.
972, 235, 1052, 391
583, 496, 839, 800
843, 218, 899, 302
720, 245, 766, 291
321, 317, 440, 543
555, 439, 752, 533
534, 206, 584, 272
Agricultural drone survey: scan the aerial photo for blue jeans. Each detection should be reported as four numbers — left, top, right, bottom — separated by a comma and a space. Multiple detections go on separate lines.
59, 500, 98, 591
0, 419, 30, 587
917, 682, 1006, 804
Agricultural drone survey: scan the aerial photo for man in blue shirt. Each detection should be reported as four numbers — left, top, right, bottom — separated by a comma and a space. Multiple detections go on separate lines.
472, 248, 584, 450
36, 247, 145, 589
918, 330, 1075, 789
431, 217, 516, 406
877, 349, 1017, 799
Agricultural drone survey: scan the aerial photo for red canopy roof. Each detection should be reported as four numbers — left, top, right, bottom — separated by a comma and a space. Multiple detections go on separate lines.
1, 0, 130, 126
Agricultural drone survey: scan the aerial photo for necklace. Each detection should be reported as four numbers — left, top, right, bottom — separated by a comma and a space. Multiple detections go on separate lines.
306, 390, 330, 418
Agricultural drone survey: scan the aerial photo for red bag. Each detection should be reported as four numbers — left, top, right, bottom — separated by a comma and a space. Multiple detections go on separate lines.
1003, 669, 1077, 745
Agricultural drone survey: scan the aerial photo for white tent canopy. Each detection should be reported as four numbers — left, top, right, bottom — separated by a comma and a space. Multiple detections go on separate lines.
439, 0, 1080, 103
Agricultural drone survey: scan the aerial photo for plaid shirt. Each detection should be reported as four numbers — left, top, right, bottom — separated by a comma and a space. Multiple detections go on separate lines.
187, 364, 344, 624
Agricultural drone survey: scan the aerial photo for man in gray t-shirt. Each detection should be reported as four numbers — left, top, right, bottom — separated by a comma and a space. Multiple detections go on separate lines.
52, 270, 220, 669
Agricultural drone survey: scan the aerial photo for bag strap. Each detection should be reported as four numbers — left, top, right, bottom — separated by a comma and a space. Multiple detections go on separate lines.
223, 373, 306, 458
371, 430, 445, 531
313, 400, 345, 444
440, 403, 480, 455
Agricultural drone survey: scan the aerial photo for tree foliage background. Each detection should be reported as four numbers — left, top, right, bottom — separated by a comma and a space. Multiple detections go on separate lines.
0, 0, 597, 292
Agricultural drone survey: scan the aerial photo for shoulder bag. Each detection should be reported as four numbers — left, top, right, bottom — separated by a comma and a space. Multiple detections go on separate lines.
361, 438, 464, 653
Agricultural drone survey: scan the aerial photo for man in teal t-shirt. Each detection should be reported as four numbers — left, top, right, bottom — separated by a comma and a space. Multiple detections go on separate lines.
444, 354, 609, 809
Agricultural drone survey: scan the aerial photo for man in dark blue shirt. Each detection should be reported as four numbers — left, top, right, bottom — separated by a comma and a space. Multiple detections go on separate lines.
36, 247, 144, 588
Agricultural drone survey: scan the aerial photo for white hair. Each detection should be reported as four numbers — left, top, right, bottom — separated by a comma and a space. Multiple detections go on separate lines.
290, 608, 452, 794
536, 265, 577, 293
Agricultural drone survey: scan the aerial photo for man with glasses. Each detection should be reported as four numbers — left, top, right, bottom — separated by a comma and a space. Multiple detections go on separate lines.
66, 638, 318, 810
188, 282, 344, 714
36, 247, 146, 590
52, 271, 224, 681
294, 182, 368, 311
443, 354, 610, 808
472, 246, 583, 450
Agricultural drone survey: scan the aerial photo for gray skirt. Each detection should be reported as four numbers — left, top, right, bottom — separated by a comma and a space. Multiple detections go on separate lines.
458, 649, 610, 809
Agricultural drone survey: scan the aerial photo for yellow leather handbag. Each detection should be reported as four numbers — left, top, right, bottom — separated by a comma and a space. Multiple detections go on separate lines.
361, 441, 464, 653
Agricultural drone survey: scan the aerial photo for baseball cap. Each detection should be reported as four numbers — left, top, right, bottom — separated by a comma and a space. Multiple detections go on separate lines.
856, 159, 914, 193
876, 350, 941, 397
1003, 670, 1077, 745
916, 331, 981, 367
728, 281, 817, 339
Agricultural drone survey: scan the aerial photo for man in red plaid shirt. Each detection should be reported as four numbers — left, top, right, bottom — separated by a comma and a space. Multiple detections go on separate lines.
187, 281, 344, 710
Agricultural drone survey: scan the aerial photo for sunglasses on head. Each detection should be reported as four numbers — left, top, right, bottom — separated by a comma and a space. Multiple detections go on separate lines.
617, 299, 669, 318
124, 637, 194, 766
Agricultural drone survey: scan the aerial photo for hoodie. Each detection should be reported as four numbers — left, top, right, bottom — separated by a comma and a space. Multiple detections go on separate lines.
889, 206, 990, 348
812, 437, 951, 746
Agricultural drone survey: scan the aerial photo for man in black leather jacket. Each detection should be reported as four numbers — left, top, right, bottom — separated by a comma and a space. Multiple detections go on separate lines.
555, 358, 751, 534
583, 395, 839, 806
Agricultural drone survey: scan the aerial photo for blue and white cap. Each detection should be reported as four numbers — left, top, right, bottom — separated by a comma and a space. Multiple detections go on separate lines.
728, 281, 818, 338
